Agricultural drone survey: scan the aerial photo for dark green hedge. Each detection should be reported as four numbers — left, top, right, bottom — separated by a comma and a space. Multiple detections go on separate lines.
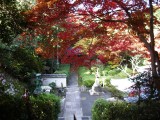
92, 99, 160, 120
0, 94, 60, 120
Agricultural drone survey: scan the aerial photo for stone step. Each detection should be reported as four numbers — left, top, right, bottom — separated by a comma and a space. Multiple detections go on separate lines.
66, 87, 80, 92
58, 117, 65, 120
82, 116, 92, 120
58, 116, 92, 120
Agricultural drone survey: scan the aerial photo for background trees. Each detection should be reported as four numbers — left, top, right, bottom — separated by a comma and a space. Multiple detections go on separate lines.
0, 0, 43, 81
0, 0, 27, 44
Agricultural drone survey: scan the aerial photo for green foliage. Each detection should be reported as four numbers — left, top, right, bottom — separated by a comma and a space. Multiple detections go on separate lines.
54, 64, 70, 76
104, 66, 133, 79
92, 99, 160, 120
1, 47, 43, 81
16, 0, 36, 10
105, 76, 112, 81
83, 79, 95, 88
78, 65, 130, 88
103, 76, 124, 99
103, 65, 121, 78
107, 69, 120, 76
105, 85, 124, 99
78, 66, 89, 75
49, 82, 56, 90
0, 93, 60, 120
0, 0, 27, 44
78, 67, 95, 87
78, 65, 131, 98
30, 93, 60, 120
0, 94, 26, 120
42, 59, 55, 74
155, 7, 160, 28
113, 71, 129, 79
0, 0, 41, 82
49, 82, 56, 93
126, 67, 134, 74
92, 99, 111, 120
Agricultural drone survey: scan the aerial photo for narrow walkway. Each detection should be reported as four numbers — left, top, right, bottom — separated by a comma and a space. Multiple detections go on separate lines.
60, 72, 83, 120
58, 72, 112, 120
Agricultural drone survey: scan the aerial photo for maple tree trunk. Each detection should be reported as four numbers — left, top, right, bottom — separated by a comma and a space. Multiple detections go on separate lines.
150, 50, 157, 77
149, 0, 160, 90
149, 0, 157, 77
154, 51, 160, 90
155, 51, 160, 75
51, 50, 54, 74
138, 35, 160, 89
137, 0, 160, 89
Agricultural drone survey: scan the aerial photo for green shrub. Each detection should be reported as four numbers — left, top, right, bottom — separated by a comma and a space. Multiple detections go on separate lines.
113, 71, 128, 78
1, 47, 43, 81
54, 64, 70, 76
78, 67, 88, 75
103, 65, 111, 72
0, 95, 26, 120
49, 82, 56, 89
30, 93, 60, 120
105, 76, 112, 81
0, 94, 60, 120
92, 99, 160, 120
107, 69, 120, 76
83, 79, 95, 87
105, 85, 124, 99
126, 68, 133, 74
78, 67, 95, 87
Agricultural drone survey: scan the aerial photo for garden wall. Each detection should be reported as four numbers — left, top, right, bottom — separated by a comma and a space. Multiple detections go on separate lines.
42, 74, 67, 88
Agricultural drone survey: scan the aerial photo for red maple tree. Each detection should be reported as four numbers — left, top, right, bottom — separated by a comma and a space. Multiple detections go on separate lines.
74, 0, 160, 76
23, 0, 160, 82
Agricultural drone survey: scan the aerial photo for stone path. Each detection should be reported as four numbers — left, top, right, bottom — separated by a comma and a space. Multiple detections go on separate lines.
59, 72, 83, 120
58, 72, 112, 120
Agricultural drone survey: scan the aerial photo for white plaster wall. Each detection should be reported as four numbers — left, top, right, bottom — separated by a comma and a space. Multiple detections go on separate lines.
42, 78, 67, 88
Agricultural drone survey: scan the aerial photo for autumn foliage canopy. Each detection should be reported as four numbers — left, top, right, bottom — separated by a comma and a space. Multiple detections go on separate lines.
22, 0, 160, 68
